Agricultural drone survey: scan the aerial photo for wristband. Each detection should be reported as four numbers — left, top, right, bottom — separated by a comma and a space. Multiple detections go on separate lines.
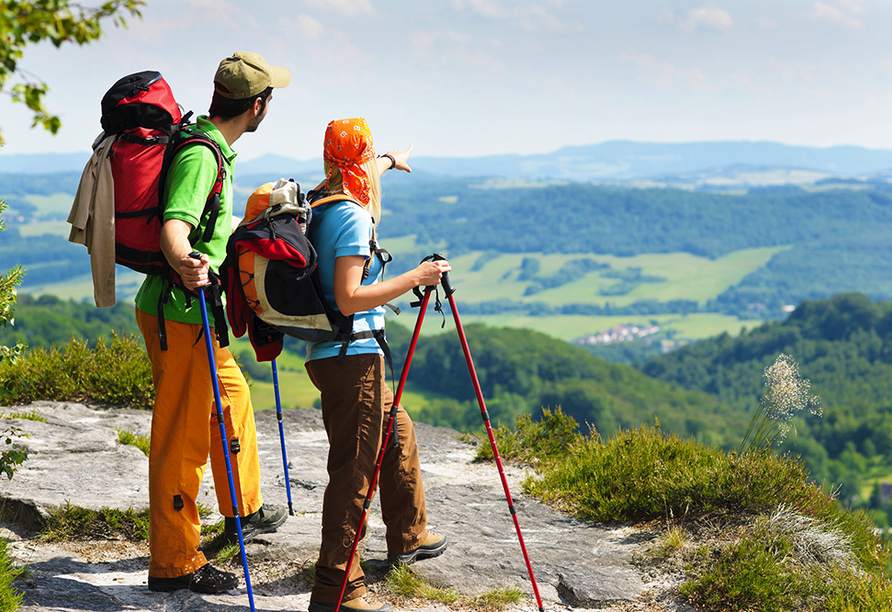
380, 153, 396, 170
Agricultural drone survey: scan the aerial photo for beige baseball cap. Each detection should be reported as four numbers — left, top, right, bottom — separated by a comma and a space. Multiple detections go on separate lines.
214, 52, 291, 99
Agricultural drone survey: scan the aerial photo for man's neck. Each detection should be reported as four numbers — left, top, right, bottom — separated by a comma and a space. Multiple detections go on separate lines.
208, 116, 245, 147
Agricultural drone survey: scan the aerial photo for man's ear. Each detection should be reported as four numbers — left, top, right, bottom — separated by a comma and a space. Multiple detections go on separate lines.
253, 97, 263, 116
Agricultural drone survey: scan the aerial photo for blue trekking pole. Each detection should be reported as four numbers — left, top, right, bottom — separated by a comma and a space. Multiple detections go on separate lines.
191, 252, 255, 612
271, 359, 294, 515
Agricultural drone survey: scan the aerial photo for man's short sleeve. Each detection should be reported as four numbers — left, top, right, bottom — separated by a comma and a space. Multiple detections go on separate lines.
163, 144, 219, 230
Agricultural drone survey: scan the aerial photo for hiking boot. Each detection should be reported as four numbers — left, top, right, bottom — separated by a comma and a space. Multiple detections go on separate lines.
387, 531, 448, 565
308, 596, 393, 612
224, 503, 287, 544
147, 563, 238, 593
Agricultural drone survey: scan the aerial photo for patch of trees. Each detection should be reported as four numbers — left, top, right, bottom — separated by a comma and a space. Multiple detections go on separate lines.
2, 294, 139, 350
640, 292, 892, 504
0, 229, 91, 286
386, 322, 745, 446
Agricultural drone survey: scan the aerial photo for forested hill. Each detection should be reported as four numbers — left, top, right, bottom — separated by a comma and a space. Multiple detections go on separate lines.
3, 294, 745, 450
380, 179, 892, 308
382, 181, 892, 259
640, 292, 892, 511
6, 172, 892, 312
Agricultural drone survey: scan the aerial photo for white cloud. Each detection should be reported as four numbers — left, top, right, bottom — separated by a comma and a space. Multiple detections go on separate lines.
621, 52, 713, 91
766, 58, 853, 87
452, 0, 503, 18
839, 0, 865, 15
295, 14, 324, 40
410, 30, 438, 58
304, 0, 374, 17
451, 0, 580, 32
516, 5, 583, 32
667, 7, 733, 33
809, 2, 862, 28
731, 70, 772, 94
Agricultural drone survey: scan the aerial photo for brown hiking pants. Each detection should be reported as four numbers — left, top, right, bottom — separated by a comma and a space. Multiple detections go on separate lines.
307, 353, 428, 603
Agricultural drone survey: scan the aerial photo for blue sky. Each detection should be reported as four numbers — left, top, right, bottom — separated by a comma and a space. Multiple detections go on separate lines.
2, 0, 891, 163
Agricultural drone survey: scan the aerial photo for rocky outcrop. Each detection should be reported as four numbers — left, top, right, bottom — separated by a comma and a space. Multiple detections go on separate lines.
0, 401, 654, 611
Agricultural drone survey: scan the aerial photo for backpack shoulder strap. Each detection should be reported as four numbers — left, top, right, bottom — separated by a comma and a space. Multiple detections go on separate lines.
169, 129, 226, 244
308, 193, 391, 281
309, 193, 357, 209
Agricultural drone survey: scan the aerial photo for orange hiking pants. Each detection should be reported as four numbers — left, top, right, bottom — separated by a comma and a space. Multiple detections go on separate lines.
306, 353, 428, 603
136, 308, 262, 578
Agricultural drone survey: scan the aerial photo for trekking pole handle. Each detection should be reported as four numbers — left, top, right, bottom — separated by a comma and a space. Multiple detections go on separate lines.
188, 250, 211, 289
423, 252, 454, 297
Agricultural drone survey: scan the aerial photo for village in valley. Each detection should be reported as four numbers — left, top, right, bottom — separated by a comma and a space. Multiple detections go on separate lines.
577, 323, 661, 347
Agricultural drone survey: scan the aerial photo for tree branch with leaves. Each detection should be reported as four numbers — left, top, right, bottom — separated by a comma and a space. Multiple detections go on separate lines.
0, 0, 144, 136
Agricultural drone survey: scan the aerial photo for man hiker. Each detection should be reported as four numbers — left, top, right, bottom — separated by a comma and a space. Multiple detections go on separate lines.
134, 52, 291, 594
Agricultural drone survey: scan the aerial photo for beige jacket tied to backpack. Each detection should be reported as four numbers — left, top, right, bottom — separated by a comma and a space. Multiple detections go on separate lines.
67, 134, 117, 308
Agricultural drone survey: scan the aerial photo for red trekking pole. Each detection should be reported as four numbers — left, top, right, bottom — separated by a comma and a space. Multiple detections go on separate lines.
434, 254, 545, 612
333, 286, 437, 612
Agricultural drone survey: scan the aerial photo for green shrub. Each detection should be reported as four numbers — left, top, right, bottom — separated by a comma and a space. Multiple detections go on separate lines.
0, 333, 153, 408
680, 512, 892, 612
680, 526, 807, 612
0, 538, 22, 612
494, 419, 892, 611
476, 407, 581, 464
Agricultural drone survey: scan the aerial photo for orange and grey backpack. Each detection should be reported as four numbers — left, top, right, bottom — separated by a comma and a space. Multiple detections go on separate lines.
220, 179, 393, 363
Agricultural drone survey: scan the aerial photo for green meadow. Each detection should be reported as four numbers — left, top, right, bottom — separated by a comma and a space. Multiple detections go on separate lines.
423, 246, 787, 307
17, 244, 772, 344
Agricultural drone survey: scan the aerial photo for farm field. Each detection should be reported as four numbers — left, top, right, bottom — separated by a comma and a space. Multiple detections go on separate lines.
17, 248, 769, 345
397, 246, 789, 307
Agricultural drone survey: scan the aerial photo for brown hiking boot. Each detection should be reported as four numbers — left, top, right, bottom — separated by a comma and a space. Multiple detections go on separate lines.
308, 596, 393, 612
387, 531, 448, 565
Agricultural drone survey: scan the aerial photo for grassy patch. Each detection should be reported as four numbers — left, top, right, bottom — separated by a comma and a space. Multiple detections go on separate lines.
465, 585, 524, 610
0, 333, 154, 408
386, 564, 459, 605
484, 413, 892, 611
115, 428, 149, 457
678, 509, 892, 612
654, 524, 687, 559
39, 502, 149, 542
0, 409, 46, 422
385, 565, 523, 610
457, 312, 760, 344
433, 247, 786, 308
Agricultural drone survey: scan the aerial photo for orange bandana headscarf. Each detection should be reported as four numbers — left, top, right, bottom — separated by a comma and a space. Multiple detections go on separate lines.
323, 118, 376, 206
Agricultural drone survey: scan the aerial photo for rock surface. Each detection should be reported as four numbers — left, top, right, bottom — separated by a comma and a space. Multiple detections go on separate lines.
0, 401, 664, 612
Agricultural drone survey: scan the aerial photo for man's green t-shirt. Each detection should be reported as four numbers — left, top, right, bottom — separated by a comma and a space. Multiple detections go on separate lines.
134, 116, 237, 326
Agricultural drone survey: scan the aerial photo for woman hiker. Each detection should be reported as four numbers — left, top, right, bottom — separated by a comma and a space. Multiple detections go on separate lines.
304, 117, 450, 612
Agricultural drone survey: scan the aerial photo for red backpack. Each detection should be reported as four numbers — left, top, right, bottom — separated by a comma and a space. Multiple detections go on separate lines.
99, 71, 225, 274
78, 71, 229, 350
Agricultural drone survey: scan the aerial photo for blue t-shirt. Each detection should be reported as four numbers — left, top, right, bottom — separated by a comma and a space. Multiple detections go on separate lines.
305, 200, 385, 361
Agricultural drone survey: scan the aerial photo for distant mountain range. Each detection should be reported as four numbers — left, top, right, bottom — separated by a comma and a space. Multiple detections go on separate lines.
5, 140, 892, 186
